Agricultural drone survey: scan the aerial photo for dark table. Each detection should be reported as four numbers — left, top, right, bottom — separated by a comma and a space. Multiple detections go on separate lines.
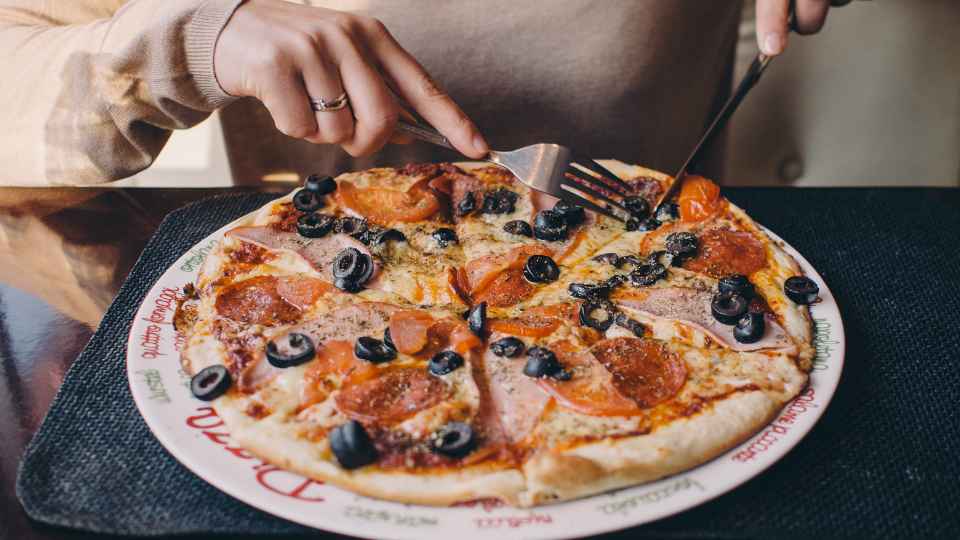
0, 186, 307, 540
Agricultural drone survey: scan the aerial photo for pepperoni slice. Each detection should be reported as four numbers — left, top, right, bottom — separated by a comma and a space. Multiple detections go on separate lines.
677, 175, 724, 223
215, 276, 300, 326
463, 244, 553, 295
682, 228, 767, 278
538, 341, 641, 417
592, 337, 687, 408
335, 367, 448, 424
488, 303, 576, 337
472, 268, 536, 308
300, 340, 377, 408
336, 180, 440, 225
276, 275, 333, 310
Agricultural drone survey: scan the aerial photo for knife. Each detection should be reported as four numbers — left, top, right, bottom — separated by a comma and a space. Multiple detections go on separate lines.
653, 0, 852, 215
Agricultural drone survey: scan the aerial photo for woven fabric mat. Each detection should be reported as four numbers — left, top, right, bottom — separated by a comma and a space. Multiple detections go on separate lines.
16, 189, 960, 539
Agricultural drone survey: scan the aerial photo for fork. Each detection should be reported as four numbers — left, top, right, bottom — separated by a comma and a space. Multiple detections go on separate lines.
396, 120, 632, 222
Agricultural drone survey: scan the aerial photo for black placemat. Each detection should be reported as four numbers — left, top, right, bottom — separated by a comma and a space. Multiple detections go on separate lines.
16, 189, 960, 539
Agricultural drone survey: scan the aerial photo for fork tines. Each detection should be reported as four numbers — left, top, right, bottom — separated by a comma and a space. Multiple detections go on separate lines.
559, 159, 635, 222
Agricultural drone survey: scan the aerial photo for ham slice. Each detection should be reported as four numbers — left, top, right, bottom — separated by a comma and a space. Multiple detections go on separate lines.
614, 287, 795, 352
226, 226, 380, 284
481, 334, 551, 443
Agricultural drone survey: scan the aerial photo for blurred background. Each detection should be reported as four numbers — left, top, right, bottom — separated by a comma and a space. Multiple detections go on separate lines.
117, 0, 960, 188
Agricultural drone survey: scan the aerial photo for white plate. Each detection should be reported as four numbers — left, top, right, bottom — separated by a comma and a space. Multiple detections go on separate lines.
127, 210, 844, 540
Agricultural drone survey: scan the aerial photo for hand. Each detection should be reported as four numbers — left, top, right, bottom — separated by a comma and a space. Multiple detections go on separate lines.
755, 0, 837, 56
213, 0, 488, 158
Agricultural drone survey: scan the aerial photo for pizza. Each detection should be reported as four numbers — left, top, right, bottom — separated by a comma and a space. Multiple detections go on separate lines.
174, 161, 818, 507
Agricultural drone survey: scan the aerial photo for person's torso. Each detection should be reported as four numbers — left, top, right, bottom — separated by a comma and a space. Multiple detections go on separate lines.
220, 0, 742, 183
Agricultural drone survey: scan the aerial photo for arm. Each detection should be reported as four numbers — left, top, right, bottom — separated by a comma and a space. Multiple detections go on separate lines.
0, 0, 245, 185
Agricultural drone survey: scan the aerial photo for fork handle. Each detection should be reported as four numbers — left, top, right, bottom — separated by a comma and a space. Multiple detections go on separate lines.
396, 120, 455, 151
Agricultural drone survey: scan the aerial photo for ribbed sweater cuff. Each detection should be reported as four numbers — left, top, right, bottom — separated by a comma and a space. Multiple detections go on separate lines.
185, 0, 245, 110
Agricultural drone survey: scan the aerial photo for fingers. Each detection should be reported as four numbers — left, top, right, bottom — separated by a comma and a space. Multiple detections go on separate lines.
794, 0, 830, 35
360, 21, 489, 158
755, 0, 791, 56
257, 69, 319, 140
335, 44, 400, 157
299, 47, 355, 145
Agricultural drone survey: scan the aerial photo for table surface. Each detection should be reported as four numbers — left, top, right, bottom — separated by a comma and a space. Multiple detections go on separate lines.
2, 185, 955, 540
0, 186, 313, 540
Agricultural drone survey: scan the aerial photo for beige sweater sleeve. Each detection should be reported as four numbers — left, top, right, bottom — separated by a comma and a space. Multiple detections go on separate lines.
0, 0, 244, 186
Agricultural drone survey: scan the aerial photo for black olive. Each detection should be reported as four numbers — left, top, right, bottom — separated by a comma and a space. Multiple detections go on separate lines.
481, 189, 519, 214
553, 200, 586, 227
432, 227, 458, 247
621, 255, 644, 267
784, 276, 820, 305
265, 332, 316, 368
711, 292, 750, 325
533, 209, 569, 241
329, 420, 378, 469
334, 277, 364, 293
428, 350, 464, 376
579, 302, 614, 331
614, 312, 645, 337
655, 202, 679, 222
665, 232, 698, 259
365, 227, 406, 246
568, 282, 610, 301
383, 327, 396, 352
636, 217, 662, 231
625, 218, 642, 232
719, 274, 755, 298
296, 212, 335, 238
605, 274, 629, 288
592, 253, 622, 267
623, 196, 651, 219
190, 365, 232, 401
293, 189, 322, 213
457, 191, 477, 216
430, 422, 475, 458
304, 174, 337, 195
503, 220, 533, 237
490, 336, 524, 357
629, 262, 667, 287
523, 255, 560, 283
334, 216, 368, 236
467, 302, 486, 336
645, 250, 676, 268
734, 308, 766, 344
332, 247, 374, 284
523, 347, 562, 378
354, 336, 396, 363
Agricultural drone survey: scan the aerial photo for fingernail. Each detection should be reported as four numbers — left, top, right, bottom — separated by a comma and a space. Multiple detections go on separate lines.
762, 33, 785, 55
473, 134, 489, 155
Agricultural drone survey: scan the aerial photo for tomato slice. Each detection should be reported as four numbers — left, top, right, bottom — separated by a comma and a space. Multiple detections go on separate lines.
538, 341, 641, 417
677, 175, 723, 223
591, 337, 687, 408
388, 310, 436, 354
336, 180, 440, 225
488, 303, 576, 337
472, 268, 536, 308
300, 340, 376, 408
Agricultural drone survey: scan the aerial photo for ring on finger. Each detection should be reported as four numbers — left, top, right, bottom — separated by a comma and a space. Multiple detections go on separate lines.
309, 93, 349, 112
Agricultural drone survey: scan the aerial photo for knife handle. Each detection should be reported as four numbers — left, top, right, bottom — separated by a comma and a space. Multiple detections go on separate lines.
396, 120, 455, 151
